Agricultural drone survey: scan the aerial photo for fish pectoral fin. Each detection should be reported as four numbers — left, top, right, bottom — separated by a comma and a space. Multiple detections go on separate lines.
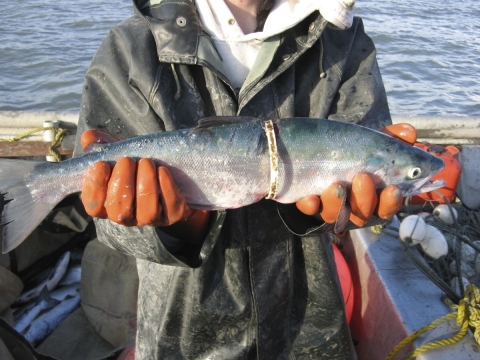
39, 286, 61, 308
193, 116, 260, 132
334, 205, 351, 234
334, 191, 351, 234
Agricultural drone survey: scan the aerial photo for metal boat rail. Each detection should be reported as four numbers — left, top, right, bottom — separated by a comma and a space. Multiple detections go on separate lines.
392, 116, 480, 145
0, 111, 479, 143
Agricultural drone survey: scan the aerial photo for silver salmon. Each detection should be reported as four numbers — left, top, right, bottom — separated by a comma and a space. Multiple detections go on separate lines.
23, 294, 81, 346
0, 117, 445, 253
14, 287, 60, 334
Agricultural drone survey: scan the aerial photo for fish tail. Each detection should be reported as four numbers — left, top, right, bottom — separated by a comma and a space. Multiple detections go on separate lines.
0, 159, 64, 254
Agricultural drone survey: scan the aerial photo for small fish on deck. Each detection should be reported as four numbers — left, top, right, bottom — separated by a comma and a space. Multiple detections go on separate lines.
14, 287, 60, 334
22, 294, 81, 347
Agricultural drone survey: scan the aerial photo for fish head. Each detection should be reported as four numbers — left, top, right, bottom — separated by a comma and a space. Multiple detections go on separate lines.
366, 140, 446, 197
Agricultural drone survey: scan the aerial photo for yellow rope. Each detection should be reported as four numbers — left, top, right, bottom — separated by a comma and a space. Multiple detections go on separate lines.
386, 284, 480, 360
0, 126, 56, 142
48, 128, 70, 162
0, 126, 70, 162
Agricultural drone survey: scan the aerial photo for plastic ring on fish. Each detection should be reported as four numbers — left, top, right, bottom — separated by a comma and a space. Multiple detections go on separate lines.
264, 120, 279, 200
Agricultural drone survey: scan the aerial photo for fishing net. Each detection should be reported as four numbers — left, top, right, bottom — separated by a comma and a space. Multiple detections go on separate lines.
381, 199, 480, 305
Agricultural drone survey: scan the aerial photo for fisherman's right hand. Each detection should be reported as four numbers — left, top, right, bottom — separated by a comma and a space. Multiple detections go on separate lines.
295, 123, 418, 232
80, 129, 210, 242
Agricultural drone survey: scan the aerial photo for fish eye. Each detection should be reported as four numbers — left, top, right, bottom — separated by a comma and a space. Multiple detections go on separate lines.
408, 167, 422, 179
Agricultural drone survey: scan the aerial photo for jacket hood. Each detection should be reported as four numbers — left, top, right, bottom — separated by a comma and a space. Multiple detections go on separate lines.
131, 0, 205, 65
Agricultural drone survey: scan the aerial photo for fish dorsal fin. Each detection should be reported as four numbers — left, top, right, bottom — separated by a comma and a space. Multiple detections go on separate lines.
193, 116, 260, 132
38, 285, 50, 302
83, 143, 108, 154
39, 285, 61, 307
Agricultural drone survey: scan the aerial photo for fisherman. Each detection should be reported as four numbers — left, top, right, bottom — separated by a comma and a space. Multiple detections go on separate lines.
75, 0, 418, 358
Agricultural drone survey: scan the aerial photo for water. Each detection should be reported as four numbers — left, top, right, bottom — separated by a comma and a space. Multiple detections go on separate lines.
356, 0, 480, 116
1, 0, 479, 116
0, 0, 132, 112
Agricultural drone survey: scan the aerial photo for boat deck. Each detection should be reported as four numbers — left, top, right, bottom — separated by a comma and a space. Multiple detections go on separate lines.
345, 219, 480, 359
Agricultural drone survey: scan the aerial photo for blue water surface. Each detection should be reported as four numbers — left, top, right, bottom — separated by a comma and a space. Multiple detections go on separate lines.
0, 0, 479, 116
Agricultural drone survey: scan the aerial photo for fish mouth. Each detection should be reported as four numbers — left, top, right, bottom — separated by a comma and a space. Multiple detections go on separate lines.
403, 178, 447, 197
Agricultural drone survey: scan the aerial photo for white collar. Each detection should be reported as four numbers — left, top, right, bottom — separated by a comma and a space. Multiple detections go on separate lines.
196, 0, 318, 42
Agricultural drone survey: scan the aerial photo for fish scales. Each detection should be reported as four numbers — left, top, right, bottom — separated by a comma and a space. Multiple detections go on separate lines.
276, 118, 403, 201
32, 120, 271, 209
0, 117, 445, 253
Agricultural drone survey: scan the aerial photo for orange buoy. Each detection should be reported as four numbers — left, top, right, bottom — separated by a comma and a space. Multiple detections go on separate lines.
409, 143, 461, 204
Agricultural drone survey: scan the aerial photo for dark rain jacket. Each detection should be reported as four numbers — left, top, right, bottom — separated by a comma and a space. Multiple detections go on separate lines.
75, 0, 392, 358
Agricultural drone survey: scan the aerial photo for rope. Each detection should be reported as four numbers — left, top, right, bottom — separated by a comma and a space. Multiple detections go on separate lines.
48, 128, 70, 162
0, 126, 70, 162
386, 284, 480, 360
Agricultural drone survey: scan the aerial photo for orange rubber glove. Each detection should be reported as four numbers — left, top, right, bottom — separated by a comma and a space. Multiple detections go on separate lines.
80, 129, 210, 243
296, 123, 417, 230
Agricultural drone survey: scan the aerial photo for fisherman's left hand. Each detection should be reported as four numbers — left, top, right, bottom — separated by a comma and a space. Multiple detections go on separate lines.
296, 123, 417, 229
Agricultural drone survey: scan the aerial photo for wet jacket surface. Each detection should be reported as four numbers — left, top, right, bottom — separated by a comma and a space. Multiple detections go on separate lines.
75, 0, 392, 358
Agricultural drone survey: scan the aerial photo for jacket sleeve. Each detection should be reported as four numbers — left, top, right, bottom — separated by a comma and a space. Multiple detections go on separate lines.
74, 20, 167, 144
75, 20, 224, 268
324, 17, 392, 130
